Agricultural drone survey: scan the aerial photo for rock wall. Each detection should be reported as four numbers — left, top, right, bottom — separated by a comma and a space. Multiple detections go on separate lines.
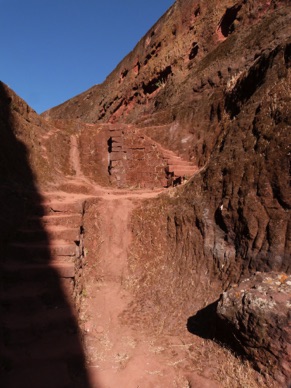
51, 122, 168, 189
43, 0, 290, 162
107, 126, 167, 188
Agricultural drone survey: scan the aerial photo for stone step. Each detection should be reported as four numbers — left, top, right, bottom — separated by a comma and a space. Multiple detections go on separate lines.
0, 295, 69, 322
168, 166, 198, 176
0, 260, 75, 280
0, 361, 73, 388
167, 164, 197, 171
0, 277, 64, 300
0, 298, 43, 317
23, 200, 84, 217
173, 170, 197, 177
1, 330, 82, 363
7, 240, 78, 259
16, 226, 81, 243
110, 152, 123, 161
28, 213, 82, 228
1, 306, 75, 331
167, 158, 194, 166
1, 270, 61, 295
111, 145, 122, 152
40, 200, 84, 215
162, 151, 181, 160
1, 310, 78, 348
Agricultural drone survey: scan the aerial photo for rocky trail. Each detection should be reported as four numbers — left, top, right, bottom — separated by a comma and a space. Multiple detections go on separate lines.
79, 192, 197, 387
0, 115, 271, 387
75, 186, 263, 388
0, 183, 262, 387
0, 179, 197, 387
0, 126, 267, 387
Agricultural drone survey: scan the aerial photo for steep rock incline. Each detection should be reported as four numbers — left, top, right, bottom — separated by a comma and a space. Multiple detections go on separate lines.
123, 38, 290, 384
43, 0, 289, 161
40, 1, 290, 384
46, 119, 200, 189
0, 82, 74, 188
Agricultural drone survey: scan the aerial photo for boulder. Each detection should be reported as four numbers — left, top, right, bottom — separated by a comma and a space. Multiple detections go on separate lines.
217, 272, 291, 386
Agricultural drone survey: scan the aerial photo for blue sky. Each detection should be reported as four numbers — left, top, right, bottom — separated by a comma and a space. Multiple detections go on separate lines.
1, 0, 174, 113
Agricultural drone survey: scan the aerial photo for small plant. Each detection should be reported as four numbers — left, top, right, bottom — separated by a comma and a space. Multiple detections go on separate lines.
156, 78, 166, 89
81, 288, 87, 298
226, 70, 243, 92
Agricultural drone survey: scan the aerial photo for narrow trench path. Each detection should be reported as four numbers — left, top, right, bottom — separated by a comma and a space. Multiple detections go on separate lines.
30, 130, 261, 387
80, 193, 198, 388
77, 184, 259, 388
54, 131, 254, 388
66, 133, 199, 386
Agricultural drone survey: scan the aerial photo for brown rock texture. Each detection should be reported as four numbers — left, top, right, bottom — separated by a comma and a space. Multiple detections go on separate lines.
217, 272, 291, 386
43, 0, 290, 163
42, 0, 291, 276
0, 82, 75, 187
43, 0, 290, 383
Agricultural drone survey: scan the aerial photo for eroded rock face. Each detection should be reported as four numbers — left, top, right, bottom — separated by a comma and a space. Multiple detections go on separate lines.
0, 82, 75, 186
217, 272, 291, 386
42, 0, 290, 163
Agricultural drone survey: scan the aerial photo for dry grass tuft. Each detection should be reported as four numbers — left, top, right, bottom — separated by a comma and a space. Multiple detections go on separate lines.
186, 339, 275, 388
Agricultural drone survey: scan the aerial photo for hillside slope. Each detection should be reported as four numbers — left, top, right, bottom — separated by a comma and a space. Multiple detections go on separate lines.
42, 0, 290, 384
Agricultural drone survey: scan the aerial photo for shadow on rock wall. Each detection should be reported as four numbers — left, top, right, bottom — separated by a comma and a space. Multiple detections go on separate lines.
0, 82, 91, 387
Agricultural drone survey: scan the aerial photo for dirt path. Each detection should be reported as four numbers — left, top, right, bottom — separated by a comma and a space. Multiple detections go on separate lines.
61, 135, 196, 386
71, 180, 264, 388
35, 131, 263, 388
80, 194, 189, 387
4, 176, 263, 387
74, 185, 232, 388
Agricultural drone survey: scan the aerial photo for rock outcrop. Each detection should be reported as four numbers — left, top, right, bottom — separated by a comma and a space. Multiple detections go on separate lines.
217, 272, 291, 386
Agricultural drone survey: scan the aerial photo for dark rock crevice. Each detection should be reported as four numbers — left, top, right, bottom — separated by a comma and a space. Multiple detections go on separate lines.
142, 65, 173, 95
225, 47, 279, 118
218, 4, 242, 38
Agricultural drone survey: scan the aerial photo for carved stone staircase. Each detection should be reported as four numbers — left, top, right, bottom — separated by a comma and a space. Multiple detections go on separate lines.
0, 192, 88, 387
6, 194, 84, 278
155, 146, 198, 185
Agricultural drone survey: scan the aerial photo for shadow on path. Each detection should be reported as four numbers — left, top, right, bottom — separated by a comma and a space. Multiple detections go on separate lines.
187, 300, 219, 340
0, 82, 91, 387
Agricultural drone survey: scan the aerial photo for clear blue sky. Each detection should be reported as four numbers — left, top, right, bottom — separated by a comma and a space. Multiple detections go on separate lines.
1, 0, 174, 113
